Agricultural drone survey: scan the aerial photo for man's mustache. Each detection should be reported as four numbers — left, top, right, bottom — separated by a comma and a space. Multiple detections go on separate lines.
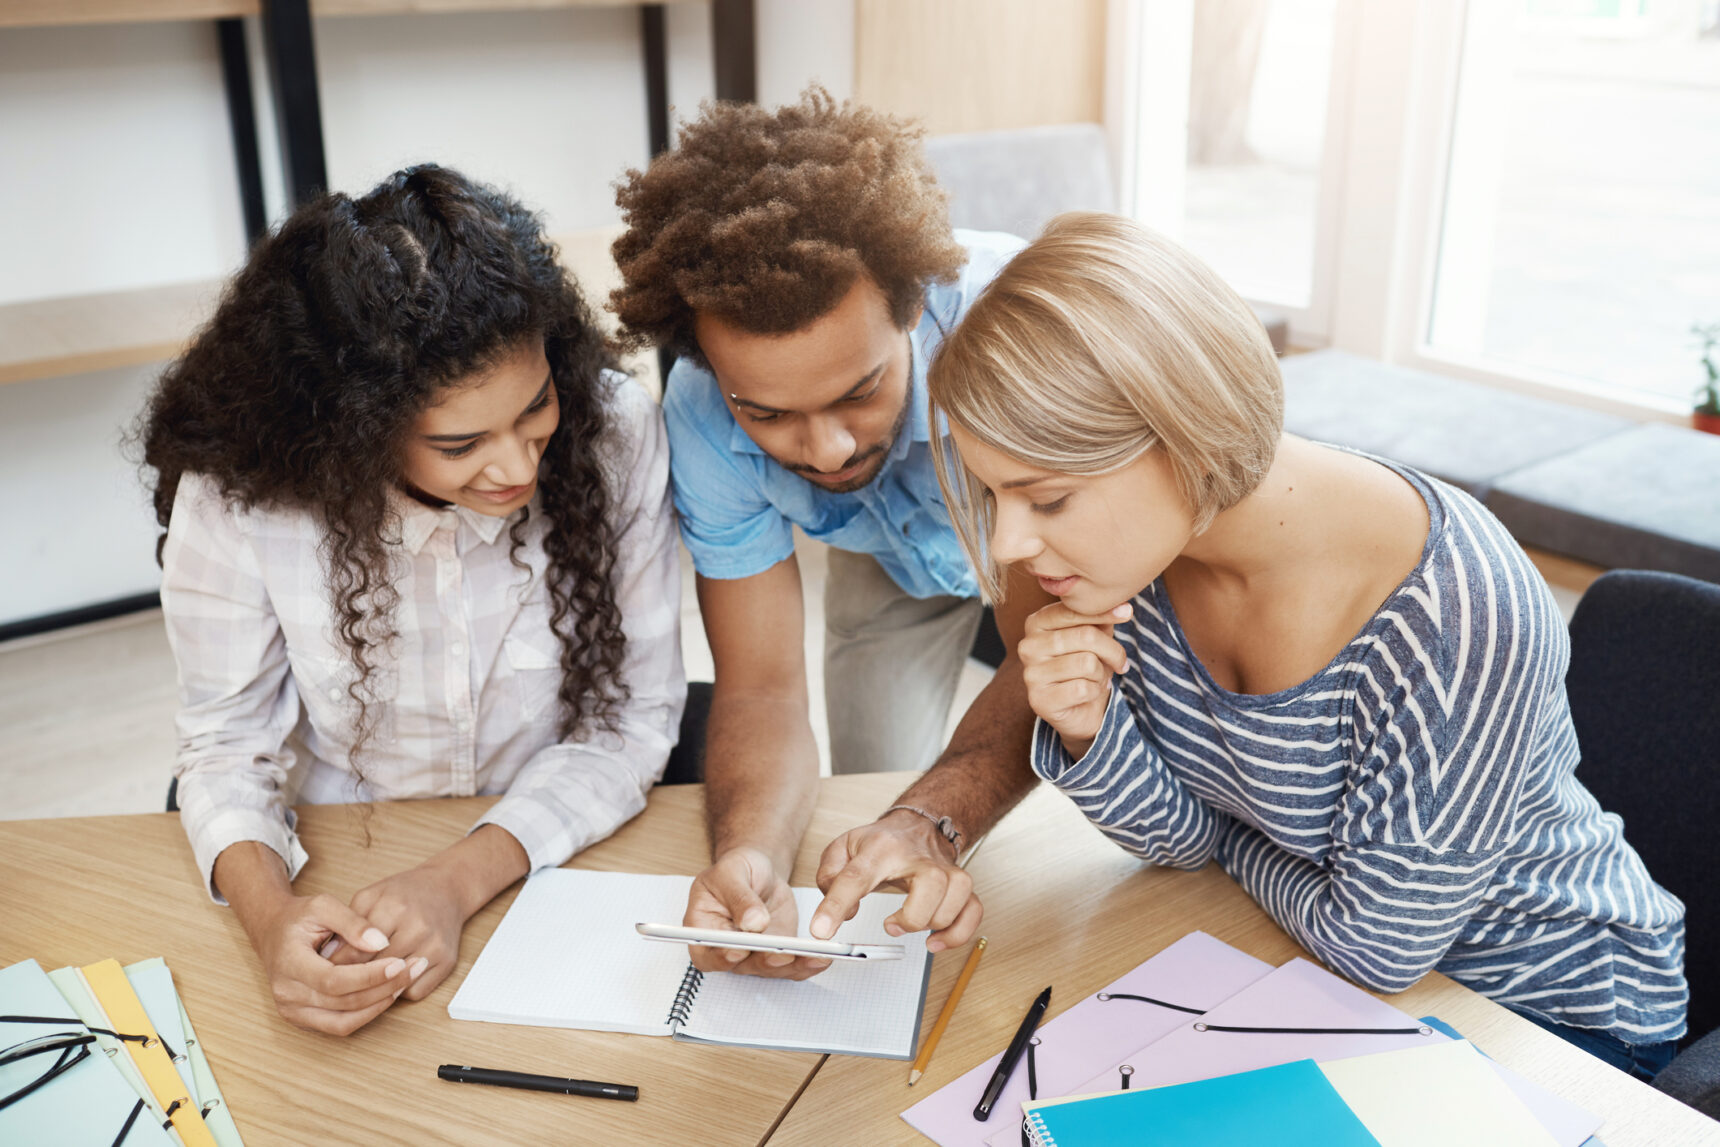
784, 443, 885, 476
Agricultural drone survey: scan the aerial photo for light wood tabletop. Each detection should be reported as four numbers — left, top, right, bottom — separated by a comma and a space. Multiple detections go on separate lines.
4, 773, 1717, 1146
0, 783, 819, 1147
769, 778, 1720, 1147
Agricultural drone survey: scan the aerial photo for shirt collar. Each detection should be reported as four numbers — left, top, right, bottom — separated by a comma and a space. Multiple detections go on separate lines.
724, 310, 937, 461
388, 487, 518, 555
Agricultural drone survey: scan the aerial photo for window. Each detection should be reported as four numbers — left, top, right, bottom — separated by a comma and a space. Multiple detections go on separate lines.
1426, 0, 1720, 409
1117, 0, 1345, 331
1110, 0, 1716, 420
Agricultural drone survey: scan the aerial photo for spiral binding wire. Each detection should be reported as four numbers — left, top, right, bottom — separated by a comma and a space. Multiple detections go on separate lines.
665, 964, 705, 1029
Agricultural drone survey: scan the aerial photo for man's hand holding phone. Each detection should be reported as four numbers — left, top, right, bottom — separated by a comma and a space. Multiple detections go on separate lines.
682, 846, 833, 980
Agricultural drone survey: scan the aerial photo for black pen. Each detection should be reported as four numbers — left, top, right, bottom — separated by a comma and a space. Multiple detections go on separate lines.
437, 1064, 639, 1101
972, 986, 1051, 1120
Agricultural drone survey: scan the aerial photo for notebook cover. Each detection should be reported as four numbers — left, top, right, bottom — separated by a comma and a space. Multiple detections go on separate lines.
1023, 1058, 1378, 1147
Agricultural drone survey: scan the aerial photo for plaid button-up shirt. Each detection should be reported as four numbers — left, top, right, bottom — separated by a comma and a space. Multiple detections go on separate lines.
162, 377, 685, 902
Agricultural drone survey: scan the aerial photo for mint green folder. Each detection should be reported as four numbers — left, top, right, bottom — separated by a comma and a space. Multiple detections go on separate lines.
45, 965, 165, 1125
124, 959, 245, 1147
1022, 1058, 1380, 1147
0, 959, 175, 1147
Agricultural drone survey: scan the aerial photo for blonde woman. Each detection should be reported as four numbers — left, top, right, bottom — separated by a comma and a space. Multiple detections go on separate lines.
923, 212, 1686, 1078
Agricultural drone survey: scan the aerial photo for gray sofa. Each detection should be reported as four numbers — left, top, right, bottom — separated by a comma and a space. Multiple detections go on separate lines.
1282, 349, 1720, 582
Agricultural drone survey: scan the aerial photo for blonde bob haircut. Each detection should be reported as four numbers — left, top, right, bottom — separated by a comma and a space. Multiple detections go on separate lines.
928, 211, 1284, 602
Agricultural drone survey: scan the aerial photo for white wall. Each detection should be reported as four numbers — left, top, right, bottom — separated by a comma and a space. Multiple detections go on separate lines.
0, 2, 855, 627
0, 23, 248, 305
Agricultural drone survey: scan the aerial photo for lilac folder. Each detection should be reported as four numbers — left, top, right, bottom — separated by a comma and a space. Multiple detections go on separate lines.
900, 932, 1273, 1147
1041, 958, 1602, 1147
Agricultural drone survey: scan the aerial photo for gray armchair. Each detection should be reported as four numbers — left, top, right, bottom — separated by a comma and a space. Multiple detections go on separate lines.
923, 123, 1289, 353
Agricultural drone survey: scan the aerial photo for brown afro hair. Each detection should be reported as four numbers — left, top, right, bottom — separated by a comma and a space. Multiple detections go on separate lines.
610, 86, 967, 368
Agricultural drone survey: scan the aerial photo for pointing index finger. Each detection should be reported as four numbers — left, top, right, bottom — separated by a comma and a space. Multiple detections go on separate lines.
810, 860, 879, 940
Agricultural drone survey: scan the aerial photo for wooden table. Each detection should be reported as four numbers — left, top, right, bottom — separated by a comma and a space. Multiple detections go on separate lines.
768, 780, 1720, 1147
4, 774, 1717, 1146
0, 783, 817, 1146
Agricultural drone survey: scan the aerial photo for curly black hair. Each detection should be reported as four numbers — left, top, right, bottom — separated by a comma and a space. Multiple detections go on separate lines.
138, 164, 629, 773
610, 86, 967, 368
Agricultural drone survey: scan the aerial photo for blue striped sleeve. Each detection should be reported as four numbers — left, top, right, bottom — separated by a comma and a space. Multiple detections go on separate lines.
1031, 689, 1224, 871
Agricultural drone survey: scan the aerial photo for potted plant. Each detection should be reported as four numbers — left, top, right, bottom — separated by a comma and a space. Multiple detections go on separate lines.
1696, 321, 1720, 436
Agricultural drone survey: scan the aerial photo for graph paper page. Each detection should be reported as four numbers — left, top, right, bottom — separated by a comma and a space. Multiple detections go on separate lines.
447, 869, 693, 1034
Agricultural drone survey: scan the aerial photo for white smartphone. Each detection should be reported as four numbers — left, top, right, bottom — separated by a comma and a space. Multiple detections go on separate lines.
634, 922, 904, 961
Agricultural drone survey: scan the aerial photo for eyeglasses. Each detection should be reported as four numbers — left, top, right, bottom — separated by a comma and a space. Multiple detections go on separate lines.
0, 1030, 96, 1111
0, 1012, 176, 1114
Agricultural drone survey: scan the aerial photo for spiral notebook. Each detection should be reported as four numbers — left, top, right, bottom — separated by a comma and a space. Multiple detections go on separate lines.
1022, 1059, 1378, 1147
448, 869, 932, 1059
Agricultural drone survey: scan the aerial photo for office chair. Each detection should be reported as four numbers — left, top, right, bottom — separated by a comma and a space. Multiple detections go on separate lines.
1565, 569, 1720, 1113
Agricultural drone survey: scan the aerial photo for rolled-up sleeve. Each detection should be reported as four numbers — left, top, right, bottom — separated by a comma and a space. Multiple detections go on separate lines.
473, 382, 687, 870
161, 474, 310, 903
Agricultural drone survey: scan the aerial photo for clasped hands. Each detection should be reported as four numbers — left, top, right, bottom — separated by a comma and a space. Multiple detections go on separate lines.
227, 823, 524, 1037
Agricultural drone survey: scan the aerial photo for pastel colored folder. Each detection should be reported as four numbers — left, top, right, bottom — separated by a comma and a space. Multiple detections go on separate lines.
902, 931, 1273, 1147
80, 958, 220, 1147
1055, 957, 1601, 1147
126, 959, 245, 1147
1022, 1058, 1380, 1147
124, 961, 199, 1110
45, 966, 167, 1128
0, 959, 175, 1147
1319, 1039, 1558, 1147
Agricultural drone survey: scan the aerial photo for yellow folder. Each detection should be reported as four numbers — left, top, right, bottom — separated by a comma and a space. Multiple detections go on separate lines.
81, 959, 220, 1147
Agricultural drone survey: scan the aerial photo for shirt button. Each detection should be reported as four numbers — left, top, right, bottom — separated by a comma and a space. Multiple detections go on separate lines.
328, 687, 342, 701
454, 716, 471, 732
450, 642, 465, 658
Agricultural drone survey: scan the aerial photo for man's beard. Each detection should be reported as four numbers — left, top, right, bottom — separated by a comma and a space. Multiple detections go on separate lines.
782, 388, 911, 495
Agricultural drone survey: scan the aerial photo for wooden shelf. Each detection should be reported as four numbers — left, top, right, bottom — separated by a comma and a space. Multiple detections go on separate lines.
0, 2, 255, 28
0, 279, 222, 385
316, 0, 643, 14
0, 225, 658, 394
0, 0, 664, 28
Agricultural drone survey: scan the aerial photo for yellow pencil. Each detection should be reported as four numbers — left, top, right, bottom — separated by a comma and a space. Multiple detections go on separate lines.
908, 935, 988, 1085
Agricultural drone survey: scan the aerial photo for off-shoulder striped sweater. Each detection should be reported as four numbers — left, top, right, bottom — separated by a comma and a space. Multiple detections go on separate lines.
1030, 458, 1687, 1043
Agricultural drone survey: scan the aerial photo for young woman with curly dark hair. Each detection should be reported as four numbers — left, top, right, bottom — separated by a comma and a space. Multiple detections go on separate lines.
140, 165, 684, 1036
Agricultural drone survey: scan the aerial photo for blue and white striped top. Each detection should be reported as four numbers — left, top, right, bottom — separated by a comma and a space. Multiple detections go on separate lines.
1030, 459, 1688, 1043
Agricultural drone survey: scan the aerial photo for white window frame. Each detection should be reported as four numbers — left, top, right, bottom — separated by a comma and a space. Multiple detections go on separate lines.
1106, 0, 1691, 426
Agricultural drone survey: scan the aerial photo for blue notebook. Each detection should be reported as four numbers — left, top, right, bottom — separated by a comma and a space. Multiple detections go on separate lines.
1023, 1058, 1379, 1147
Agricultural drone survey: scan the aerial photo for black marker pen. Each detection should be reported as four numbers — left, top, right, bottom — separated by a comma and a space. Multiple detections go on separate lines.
438, 1064, 639, 1101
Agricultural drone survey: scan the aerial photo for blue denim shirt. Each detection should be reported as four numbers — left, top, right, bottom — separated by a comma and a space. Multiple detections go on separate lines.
662, 230, 1026, 599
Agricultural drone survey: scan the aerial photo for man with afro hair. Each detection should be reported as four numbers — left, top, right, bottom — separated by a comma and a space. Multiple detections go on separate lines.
611, 88, 1053, 978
